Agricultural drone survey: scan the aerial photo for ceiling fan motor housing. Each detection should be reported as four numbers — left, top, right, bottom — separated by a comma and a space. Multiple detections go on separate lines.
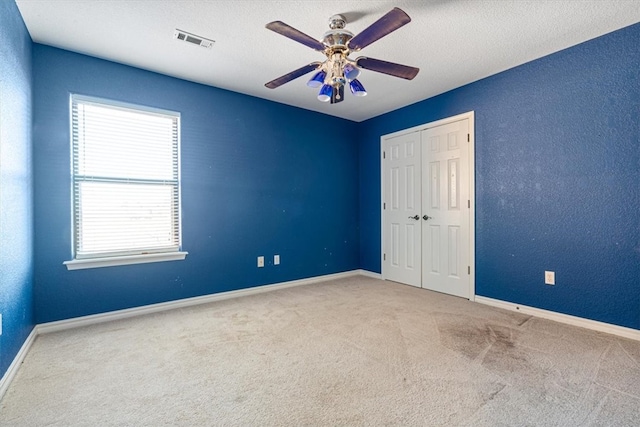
322, 19, 355, 89
322, 29, 353, 50
328, 14, 346, 30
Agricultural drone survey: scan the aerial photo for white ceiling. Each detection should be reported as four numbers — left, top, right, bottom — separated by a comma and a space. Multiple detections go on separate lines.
15, 0, 640, 122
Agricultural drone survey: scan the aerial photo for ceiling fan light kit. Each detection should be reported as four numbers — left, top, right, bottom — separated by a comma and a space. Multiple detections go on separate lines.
307, 70, 327, 88
349, 79, 367, 97
265, 7, 419, 105
318, 84, 333, 102
343, 63, 360, 80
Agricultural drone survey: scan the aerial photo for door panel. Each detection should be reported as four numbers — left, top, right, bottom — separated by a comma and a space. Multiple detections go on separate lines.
383, 132, 421, 287
421, 119, 470, 298
382, 116, 472, 298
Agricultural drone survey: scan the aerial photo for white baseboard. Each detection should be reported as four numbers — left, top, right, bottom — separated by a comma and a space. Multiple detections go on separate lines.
356, 269, 383, 279
475, 296, 640, 342
0, 327, 37, 401
12, 273, 635, 403
1, 270, 368, 402
37, 270, 362, 335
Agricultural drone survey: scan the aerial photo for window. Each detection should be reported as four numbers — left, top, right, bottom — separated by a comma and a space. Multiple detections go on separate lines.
64, 95, 186, 270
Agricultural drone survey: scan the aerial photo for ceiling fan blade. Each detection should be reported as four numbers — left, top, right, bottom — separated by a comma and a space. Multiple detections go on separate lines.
265, 62, 322, 89
347, 8, 411, 52
266, 21, 326, 52
356, 57, 419, 80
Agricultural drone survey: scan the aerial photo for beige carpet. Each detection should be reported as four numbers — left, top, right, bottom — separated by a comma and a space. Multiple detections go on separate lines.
1, 275, 639, 426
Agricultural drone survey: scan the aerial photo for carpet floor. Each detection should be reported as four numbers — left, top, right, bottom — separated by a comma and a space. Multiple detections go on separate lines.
1, 275, 639, 426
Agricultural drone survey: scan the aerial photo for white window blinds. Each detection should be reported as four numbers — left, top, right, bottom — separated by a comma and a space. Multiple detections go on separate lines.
71, 95, 181, 259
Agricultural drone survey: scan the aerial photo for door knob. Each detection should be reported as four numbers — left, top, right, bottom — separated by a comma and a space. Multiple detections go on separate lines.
423, 215, 431, 220
408, 215, 420, 220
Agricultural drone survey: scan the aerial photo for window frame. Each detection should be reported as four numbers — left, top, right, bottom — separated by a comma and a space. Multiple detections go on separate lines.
64, 94, 187, 270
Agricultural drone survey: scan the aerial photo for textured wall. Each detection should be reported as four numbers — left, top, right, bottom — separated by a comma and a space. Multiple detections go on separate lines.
33, 45, 359, 323
359, 23, 640, 329
0, 0, 34, 379
10, 4, 640, 349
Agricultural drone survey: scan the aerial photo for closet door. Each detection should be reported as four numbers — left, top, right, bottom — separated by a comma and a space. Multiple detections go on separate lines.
382, 132, 422, 288
421, 119, 470, 298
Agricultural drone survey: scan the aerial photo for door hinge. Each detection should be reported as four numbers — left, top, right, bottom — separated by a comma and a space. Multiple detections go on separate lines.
468, 266, 470, 275
384, 253, 386, 261
467, 133, 470, 142
383, 202, 386, 210
383, 151, 386, 159
468, 200, 470, 208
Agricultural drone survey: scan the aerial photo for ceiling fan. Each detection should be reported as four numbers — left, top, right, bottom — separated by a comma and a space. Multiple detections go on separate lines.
264, 7, 419, 104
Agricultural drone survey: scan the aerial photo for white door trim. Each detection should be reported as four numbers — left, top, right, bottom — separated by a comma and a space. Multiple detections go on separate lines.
380, 111, 476, 301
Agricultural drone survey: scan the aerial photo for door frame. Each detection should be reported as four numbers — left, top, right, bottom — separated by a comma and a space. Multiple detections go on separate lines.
380, 111, 476, 301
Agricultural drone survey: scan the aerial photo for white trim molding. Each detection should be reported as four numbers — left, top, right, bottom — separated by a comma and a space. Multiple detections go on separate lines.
357, 269, 383, 279
476, 296, 640, 342
0, 327, 37, 401
64, 251, 188, 270
380, 111, 476, 300
38, 270, 361, 334
6, 273, 638, 404
1, 270, 364, 400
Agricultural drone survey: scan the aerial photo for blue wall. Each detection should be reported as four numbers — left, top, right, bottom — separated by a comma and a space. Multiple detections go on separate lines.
359, 23, 640, 330
0, 0, 34, 379
32, 45, 359, 323
2, 7, 638, 377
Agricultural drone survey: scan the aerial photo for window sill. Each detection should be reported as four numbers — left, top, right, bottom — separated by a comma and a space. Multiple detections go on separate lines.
64, 252, 188, 270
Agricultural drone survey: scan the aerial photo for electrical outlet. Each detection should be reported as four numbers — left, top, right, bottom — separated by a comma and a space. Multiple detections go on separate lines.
257, 256, 264, 268
545, 271, 555, 285
274, 255, 280, 265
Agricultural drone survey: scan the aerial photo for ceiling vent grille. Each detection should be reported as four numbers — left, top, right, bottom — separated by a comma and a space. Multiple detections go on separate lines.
173, 29, 214, 48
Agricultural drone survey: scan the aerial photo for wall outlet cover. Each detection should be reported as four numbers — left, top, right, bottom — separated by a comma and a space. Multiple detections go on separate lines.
545, 271, 555, 285
257, 256, 264, 268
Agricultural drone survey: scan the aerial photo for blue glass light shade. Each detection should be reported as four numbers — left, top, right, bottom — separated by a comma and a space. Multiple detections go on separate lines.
307, 70, 327, 88
317, 84, 333, 102
343, 63, 360, 81
349, 79, 367, 97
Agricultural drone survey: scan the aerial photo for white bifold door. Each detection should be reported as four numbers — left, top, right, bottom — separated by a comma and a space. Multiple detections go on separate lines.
383, 116, 472, 299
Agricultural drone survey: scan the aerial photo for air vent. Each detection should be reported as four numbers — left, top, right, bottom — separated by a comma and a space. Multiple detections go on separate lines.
173, 29, 214, 48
